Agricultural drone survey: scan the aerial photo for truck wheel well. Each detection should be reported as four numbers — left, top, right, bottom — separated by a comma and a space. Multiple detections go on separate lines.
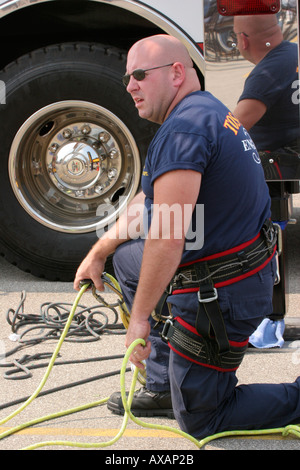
0, 0, 161, 69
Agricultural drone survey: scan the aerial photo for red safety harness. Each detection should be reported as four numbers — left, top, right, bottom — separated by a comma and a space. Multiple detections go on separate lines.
160, 219, 277, 372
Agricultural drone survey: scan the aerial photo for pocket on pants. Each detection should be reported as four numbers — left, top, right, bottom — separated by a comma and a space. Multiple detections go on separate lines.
218, 263, 274, 340
229, 295, 273, 321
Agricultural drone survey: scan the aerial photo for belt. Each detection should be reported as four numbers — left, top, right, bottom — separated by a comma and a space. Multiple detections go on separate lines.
171, 219, 277, 295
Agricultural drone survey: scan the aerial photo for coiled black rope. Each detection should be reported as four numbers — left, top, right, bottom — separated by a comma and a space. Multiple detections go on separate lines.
0, 288, 131, 411
1, 290, 126, 381
6, 290, 125, 343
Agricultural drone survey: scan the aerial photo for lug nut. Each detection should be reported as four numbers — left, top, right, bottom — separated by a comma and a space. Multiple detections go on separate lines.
62, 128, 73, 139
81, 125, 91, 135
98, 131, 110, 143
108, 168, 118, 179
94, 185, 104, 194
50, 143, 59, 152
92, 141, 101, 149
109, 149, 119, 159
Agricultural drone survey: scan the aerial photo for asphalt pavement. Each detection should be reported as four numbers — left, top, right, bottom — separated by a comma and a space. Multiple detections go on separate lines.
0, 195, 299, 454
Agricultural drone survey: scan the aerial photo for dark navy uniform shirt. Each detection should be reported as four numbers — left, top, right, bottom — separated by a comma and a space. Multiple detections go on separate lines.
142, 90, 271, 265
238, 41, 299, 150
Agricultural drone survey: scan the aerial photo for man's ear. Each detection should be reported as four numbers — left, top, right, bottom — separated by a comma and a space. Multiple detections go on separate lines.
241, 32, 249, 50
172, 62, 186, 86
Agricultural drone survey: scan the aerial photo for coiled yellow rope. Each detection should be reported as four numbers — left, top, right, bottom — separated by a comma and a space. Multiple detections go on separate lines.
0, 281, 298, 450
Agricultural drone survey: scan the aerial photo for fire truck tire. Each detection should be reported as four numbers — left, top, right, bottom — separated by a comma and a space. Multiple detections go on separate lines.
0, 43, 156, 281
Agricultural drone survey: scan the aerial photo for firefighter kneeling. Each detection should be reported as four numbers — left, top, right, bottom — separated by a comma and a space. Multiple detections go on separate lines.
74, 34, 300, 440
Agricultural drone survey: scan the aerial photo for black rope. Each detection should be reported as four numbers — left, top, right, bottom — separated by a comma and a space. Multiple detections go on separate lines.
6, 291, 125, 343
0, 289, 131, 415
1, 291, 126, 380
0, 367, 131, 411
3, 353, 124, 380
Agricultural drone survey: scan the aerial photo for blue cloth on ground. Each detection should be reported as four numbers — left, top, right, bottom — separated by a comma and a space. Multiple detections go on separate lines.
249, 318, 285, 348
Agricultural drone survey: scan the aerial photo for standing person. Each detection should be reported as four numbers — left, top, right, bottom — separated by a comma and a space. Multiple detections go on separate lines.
74, 34, 300, 439
233, 15, 299, 339
233, 14, 299, 151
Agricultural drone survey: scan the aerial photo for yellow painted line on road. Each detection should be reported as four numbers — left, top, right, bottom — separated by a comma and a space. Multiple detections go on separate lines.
0, 426, 297, 441
0, 426, 181, 438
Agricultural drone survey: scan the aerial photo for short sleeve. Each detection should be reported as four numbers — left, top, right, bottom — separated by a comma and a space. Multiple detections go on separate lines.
149, 131, 211, 185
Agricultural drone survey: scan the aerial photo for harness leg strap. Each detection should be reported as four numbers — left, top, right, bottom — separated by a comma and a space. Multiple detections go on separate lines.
195, 263, 230, 355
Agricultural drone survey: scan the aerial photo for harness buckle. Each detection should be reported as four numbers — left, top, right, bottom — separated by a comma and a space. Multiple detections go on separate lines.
262, 219, 277, 254
160, 318, 174, 342
273, 223, 282, 255
197, 287, 218, 303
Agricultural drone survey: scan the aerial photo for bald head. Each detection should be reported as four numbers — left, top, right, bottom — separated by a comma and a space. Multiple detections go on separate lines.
127, 34, 194, 69
234, 15, 283, 63
235, 14, 281, 38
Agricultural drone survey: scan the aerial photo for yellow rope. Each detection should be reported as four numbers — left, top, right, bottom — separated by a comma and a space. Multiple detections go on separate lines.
0, 283, 90, 429
0, 281, 298, 450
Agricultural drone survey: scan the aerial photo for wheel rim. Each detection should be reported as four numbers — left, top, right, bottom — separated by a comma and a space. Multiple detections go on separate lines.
9, 101, 141, 233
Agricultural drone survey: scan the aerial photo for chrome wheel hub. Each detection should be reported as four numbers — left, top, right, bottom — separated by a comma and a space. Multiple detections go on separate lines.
9, 101, 140, 233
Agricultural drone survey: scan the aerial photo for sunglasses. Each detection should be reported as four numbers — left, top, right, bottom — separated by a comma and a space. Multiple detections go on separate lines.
122, 63, 174, 87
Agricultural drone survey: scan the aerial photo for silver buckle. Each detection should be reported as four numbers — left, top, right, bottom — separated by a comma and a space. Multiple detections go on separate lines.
160, 318, 173, 342
273, 223, 282, 255
197, 288, 218, 303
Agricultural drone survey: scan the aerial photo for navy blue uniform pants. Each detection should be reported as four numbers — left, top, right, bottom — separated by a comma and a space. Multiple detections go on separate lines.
113, 239, 300, 439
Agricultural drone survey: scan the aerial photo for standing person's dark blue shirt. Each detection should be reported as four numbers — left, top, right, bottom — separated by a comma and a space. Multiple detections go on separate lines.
237, 41, 299, 150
